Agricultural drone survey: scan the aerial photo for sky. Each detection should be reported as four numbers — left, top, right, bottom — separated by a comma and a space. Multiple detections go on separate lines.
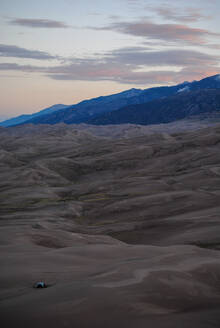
0, 0, 220, 119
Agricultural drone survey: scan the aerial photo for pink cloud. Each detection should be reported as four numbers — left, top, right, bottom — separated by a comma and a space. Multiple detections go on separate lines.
94, 19, 219, 45
0, 46, 219, 86
151, 6, 211, 23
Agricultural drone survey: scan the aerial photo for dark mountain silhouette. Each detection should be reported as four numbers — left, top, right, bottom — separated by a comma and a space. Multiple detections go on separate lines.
0, 104, 69, 127
18, 88, 143, 125
23, 74, 220, 125
88, 89, 220, 125
2, 74, 220, 127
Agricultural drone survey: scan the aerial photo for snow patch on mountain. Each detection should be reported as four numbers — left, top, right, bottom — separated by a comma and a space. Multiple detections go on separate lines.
177, 86, 190, 93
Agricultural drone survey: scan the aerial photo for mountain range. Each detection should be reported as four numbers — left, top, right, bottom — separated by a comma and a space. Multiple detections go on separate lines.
1, 74, 220, 127
88, 88, 220, 125
0, 104, 69, 127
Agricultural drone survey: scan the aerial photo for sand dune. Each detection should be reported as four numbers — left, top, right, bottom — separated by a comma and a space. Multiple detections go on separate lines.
1, 123, 220, 327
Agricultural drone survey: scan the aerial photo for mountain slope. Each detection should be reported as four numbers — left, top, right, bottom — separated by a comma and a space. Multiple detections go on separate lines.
4, 74, 220, 127
22, 88, 143, 125
21, 74, 220, 126
0, 104, 69, 127
87, 89, 220, 125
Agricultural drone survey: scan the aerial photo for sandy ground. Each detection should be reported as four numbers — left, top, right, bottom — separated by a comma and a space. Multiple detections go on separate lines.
1, 123, 220, 327
1, 230, 220, 327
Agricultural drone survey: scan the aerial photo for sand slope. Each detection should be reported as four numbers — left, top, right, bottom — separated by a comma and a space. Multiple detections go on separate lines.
1, 123, 220, 327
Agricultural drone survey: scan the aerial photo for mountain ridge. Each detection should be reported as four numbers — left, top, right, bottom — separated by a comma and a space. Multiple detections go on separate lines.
0, 104, 69, 127
87, 88, 220, 125
21, 74, 220, 126
1, 74, 220, 127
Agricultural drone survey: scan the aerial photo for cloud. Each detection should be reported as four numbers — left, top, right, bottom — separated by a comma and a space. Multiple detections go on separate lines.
46, 67, 220, 85
207, 43, 220, 50
0, 63, 46, 72
92, 19, 219, 45
47, 48, 220, 84
151, 7, 210, 22
0, 44, 56, 60
106, 47, 218, 67
8, 18, 70, 28
0, 47, 219, 85
126, 0, 142, 8
48, 69, 180, 84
